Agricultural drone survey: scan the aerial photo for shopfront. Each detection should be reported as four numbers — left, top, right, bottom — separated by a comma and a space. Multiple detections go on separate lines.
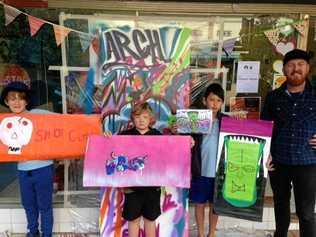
0, 0, 315, 234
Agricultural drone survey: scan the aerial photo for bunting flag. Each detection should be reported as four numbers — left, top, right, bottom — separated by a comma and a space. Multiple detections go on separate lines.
223, 37, 237, 55
91, 36, 100, 54
53, 25, 71, 46
78, 33, 93, 52
3, 3, 21, 26
292, 20, 308, 36
28, 15, 45, 36
264, 28, 281, 46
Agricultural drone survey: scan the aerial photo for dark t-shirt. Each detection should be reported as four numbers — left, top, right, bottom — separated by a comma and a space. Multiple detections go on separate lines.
119, 127, 162, 192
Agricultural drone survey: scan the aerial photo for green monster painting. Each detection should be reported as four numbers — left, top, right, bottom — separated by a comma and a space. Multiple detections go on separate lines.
222, 135, 266, 208
187, 111, 199, 133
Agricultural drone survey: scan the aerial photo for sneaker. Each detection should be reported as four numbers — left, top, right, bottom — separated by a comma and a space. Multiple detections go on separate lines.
26, 231, 40, 237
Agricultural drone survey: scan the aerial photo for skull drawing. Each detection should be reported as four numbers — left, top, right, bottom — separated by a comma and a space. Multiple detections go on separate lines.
0, 116, 33, 154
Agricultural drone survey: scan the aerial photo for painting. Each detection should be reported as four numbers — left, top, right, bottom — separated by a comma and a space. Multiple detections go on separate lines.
0, 114, 101, 161
214, 117, 273, 221
176, 109, 212, 134
83, 135, 191, 188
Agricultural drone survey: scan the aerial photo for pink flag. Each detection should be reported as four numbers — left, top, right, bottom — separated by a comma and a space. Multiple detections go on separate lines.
83, 135, 191, 188
28, 15, 45, 36
53, 25, 71, 46
4, 4, 21, 26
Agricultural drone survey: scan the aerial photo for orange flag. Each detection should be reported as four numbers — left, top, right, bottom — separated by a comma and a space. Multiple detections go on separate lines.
0, 114, 102, 162
28, 15, 45, 36
53, 25, 71, 46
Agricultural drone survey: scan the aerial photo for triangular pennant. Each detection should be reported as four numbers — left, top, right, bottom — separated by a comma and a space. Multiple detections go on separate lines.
78, 33, 92, 52
4, 4, 21, 26
223, 38, 237, 55
28, 15, 45, 36
53, 25, 71, 46
264, 28, 281, 46
292, 20, 308, 36
91, 36, 100, 54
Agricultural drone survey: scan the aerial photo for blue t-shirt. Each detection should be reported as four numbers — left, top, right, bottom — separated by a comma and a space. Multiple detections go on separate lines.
17, 109, 54, 171
201, 120, 219, 178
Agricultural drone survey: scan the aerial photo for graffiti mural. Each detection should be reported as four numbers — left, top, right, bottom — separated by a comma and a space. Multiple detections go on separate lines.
69, 21, 193, 237
99, 187, 189, 237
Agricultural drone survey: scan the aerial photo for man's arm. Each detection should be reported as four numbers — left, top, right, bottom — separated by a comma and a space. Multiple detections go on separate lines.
261, 92, 273, 121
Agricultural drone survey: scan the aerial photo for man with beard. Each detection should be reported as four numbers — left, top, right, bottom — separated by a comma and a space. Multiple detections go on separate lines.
262, 49, 316, 237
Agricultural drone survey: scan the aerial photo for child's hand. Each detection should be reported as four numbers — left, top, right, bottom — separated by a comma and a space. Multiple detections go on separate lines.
190, 136, 195, 148
169, 124, 178, 134
103, 131, 112, 137
231, 111, 247, 120
265, 154, 275, 171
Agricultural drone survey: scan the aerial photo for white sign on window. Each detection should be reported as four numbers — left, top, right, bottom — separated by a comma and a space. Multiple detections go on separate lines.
236, 61, 260, 93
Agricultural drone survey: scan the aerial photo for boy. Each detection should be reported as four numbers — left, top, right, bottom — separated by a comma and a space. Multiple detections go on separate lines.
190, 83, 226, 237
0, 81, 54, 237
106, 102, 161, 237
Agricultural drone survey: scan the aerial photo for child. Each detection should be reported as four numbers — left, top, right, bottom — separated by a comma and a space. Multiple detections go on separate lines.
107, 102, 161, 237
190, 83, 226, 237
0, 81, 54, 237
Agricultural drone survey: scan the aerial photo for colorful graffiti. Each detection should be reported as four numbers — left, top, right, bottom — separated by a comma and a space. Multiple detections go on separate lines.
68, 21, 193, 237
99, 187, 189, 237
83, 135, 191, 188
65, 23, 191, 132
176, 109, 212, 134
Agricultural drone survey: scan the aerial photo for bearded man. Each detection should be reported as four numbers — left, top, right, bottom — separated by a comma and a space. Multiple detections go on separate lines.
262, 49, 316, 237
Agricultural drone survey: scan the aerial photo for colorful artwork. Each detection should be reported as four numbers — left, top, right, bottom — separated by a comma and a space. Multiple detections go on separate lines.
83, 135, 191, 188
229, 97, 261, 119
105, 152, 146, 175
99, 187, 189, 237
214, 117, 273, 221
0, 114, 101, 161
64, 22, 192, 132
222, 135, 266, 208
176, 109, 212, 134
77, 21, 192, 237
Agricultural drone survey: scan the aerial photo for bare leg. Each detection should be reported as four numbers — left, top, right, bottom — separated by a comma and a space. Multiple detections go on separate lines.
128, 217, 141, 237
144, 218, 156, 237
195, 203, 206, 237
207, 204, 218, 237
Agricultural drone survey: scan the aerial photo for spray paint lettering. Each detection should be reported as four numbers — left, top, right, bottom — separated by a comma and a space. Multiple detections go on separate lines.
104, 29, 170, 64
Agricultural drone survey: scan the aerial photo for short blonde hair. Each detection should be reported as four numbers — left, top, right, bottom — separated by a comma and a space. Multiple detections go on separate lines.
131, 102, 154, 120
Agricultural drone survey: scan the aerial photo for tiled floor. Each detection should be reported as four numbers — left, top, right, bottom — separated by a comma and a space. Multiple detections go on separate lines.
0, 178, 304, 236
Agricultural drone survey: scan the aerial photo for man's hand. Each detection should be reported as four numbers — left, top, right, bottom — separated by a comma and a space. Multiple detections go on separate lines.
265, 154, 275, 171
309, 134, 316, 149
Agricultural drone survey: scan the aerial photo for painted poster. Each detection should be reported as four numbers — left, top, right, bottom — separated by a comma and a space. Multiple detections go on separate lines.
0, 114, 101, 161
176, 109, 212, 134
99, 187, 189, 237
80, 21, 192, 237
236, 61, 260, 93
83, 135, 191, 188
214, 117, 273, 221
229, 97, 261, 119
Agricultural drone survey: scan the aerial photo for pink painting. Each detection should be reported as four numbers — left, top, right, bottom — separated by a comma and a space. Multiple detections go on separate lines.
83, 135, 191, 188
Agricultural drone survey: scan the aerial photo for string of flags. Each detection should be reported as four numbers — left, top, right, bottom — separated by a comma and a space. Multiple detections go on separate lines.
0, 2, 309, 54
1, 2, 95, 52
264, 19, 308, 46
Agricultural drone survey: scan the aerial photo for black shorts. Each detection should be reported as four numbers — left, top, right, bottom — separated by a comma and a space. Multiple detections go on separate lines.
122, 187, 161, 221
